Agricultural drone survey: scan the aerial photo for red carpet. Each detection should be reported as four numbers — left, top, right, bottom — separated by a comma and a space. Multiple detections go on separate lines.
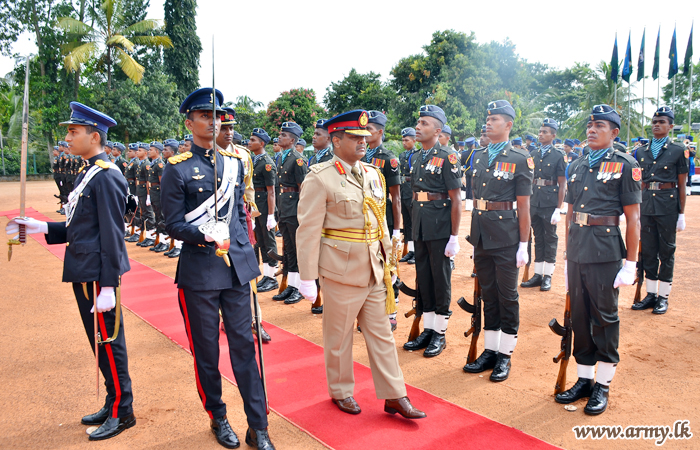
3, 207, 559, 450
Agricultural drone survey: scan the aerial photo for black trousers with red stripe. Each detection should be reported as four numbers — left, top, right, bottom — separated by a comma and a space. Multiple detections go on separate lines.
72, 282, 134, 418
178, 284, 268, 429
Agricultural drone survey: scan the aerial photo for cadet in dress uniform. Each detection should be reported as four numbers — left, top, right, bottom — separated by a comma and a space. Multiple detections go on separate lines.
183, 134, 193, 153
295, 138, 306, 153
272, 137, 282, 237
402, 105, 462, 358
135, 143, 156, 247
160, 88, 274, 450
124, 144, 141, 242
272, 121, 308, 305
555, 104, 641, 416
463, 100, 533, 382
162, 139, 182, 258
148, 141, 168, 252
297, 110, 426, 419
631, 107, 688, 314
309, 118, 334, 166
7, 102, 135, 440
520, 118, 567, 292
398, 127, 418, 264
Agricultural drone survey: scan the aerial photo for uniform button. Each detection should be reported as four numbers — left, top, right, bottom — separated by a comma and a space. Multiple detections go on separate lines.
80, 193, 83, 197
670, 195, 674, 198
482, 183, 486, 186
218, 178, 221, 182
421, 165, 424, 168
419, 178, 423, 181
589, 169, 593, 172
499, 215, 502, 219
580, 204, 584, 208
664, 166, 667, 169
653, 193, 656, 196
584, 187, 588, 190
346, 198, 350, 201
443, 203, 447, 206
333, 245, 337, 248
198, 187, 203, 192
486, 169, 489, 172
539, 169, 542, 171
420, 204, 423, 207
538, 186, 541, 189
653, 161, 656, 164
66, 242, 70, 246
547, 163, 550, 166
651, 173, 654, 176
478, 211, 482, 215
606, 228, 610, 232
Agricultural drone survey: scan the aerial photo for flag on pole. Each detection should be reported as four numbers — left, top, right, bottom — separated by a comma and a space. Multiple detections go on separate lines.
683, 22, 694, 76
652, 27, 661, 80
622, 32, 633, 83
637, 28, 645, 81
669, 26, 678, 78
610, 33, 619, 83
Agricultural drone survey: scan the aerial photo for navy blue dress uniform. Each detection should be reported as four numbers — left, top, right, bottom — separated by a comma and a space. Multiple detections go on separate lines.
464, 100, 534, 380
557, 105, 641, 415
44, 103, 134, 438
521, 119, 566, 291
403, 105, 462, 357
308, 119, 334, 166
160, 88, 272, 448
273, 121, 308, 305
632, 107, 688, 314
364, 111, 401, 231
136, 143, 156, 245
398, 127, 418, 263
148, 141, 168, 252
113, 143, 128, 175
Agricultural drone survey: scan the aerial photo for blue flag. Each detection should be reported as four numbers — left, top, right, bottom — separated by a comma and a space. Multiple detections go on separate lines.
669, 26, 679, 78
637, 28, 645, 82
610, 33, 619, 83
622, 32, 633, 83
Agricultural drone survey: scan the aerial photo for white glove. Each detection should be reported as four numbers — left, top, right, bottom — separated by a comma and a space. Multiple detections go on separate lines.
564, 260, 568, 292
550, 208, 561, 225
516, 241, 529, 268
444, 235, 460, 257
5, 217, 48, 235
146, 195, 151, 206
299, 279, 318, 302
251, 219, 256, 230
266, 215, 277, 230
391, 274, 397, 284
677, 213, 686, 232
613, 260, 637, 288
90, 286, 116, 313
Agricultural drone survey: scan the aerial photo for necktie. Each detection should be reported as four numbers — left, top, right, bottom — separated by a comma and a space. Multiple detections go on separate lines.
650, 138, 667, 159
351, 166, 363, 185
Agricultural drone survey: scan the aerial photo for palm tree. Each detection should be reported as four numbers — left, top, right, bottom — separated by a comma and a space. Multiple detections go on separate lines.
58, 0, 173, 89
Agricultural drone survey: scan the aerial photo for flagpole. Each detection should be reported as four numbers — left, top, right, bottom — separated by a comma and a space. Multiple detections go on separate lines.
642, 76, 646, 134
690, 63, 694, 137
627, 81, 631, 145
672, 75, 676, 138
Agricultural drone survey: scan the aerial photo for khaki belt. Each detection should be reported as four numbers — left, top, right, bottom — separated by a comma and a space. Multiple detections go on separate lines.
572, 212, 620, 226
533, 178, 556, 186
413, 192, 448, 201
473, 199, 514, 211
322, 228, 380, 243
281, 186, 299, 193
642, 182, 677, 190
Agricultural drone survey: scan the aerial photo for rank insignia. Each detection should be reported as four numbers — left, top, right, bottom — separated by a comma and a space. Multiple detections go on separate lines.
359, 111, 368, 127
297, 158, 304, 166
448, 153, 458, 165
632, 167, 642, 181
159, 163, 163, 168
123, 162, 127, 167
265, 164, 272, 172
390, 158, 399, 168
685, 149, 690, 159
334, 160, 346, 175
527, 157, 535, 169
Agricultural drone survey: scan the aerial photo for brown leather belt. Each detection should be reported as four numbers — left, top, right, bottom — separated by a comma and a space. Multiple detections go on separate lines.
281, 186, 299, 193
533, 178, 556, 186
255, 187, 267, 192
127, 178, 135, 182
473, 199, 513, 211
401, 176, 411, 183
642, 182, 677, 190
414, 192, 448, 201
572, 212, 620, 226
150, 182, 160, 186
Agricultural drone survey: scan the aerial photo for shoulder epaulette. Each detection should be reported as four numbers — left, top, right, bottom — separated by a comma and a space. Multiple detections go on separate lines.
95, 159, 112, 169
168, 151, 193, 165
218, 148, 243, 159
78, 166, 85, 173
309, 160, 334, 174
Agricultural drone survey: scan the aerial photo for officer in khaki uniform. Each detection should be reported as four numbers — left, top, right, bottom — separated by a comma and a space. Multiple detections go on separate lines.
297, 110, 425, 419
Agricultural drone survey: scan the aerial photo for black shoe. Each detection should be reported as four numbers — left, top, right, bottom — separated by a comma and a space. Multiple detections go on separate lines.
390, 317, 397, 332
258, 277, 279, 293
555, 377, 594, 404
632, 293, 657, 310
540, 275, 552, 291
489, 353, 511, 382
463, 349, 498, 373
520, 273, 543, 288
81, 406, 110, 426
275, 230, 282, 237
210, 416, 240, 449
652, 296, 668, 314
584, 383, 609, 415
252, 323, 272, 343
311, 305, 323, 314
284, 288, 303, 304
126, 233, 140, 243
450, 259, 455, 271
272, 286, 294, 301
403, 329, 434, 351
245, 427, 275, 450
124, 230, 131, 238
256, 276, 271, 289
149, 242, 165, 252
157, 242, 170, 252
423, 332, 446, 357
399, 251, 415, 263
168, 248, 181, 258
407, 257, 415, 264
138, 238, 155, 247
163, 248, 173, 256
88, 413, 136, 441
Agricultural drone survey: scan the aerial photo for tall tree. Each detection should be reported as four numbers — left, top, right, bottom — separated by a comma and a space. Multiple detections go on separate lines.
223, 96, 265, 139
163, 0, 201, 101
263, 88, 326, 142
323, 69, 396, 117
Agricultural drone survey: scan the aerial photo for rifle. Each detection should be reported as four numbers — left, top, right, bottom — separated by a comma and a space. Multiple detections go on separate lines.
396, 279, 421, 341
633, 240, 643, 304
549, 292, 572, 395
268, 248, 288, 293
521, 228, 532, 283
457, 274, 482, 364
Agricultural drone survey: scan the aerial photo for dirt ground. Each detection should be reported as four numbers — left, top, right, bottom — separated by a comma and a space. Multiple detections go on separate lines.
1, 180, 698, 450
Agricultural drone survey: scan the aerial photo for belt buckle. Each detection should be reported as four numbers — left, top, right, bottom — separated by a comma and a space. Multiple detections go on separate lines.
417, 192, 428, 201
535, 178, 544, 186
475, 199, 488, 210
649, 181, 660, 190
575, 212, 590, 226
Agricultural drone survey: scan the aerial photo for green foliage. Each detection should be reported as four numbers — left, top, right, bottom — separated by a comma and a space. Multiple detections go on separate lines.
323, 69, 396, 116
662, 61, 700, 127
263, 88, 326, 142
163, 0, 201, 100
224, 96, 266, 139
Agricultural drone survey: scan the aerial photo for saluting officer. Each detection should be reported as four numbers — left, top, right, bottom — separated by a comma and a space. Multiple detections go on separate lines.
402, 105, 462, 357
555, 104, 641, 416
521, 118, 567, 291
6, 102, 135, 440
297, 109, 426, 419
160, 88, 274, 450
309, 118, 333, 166
398, 127, 418, 264
463, 100, 533, 382
135, 142, 156, 247
272, 121, 308, 305
631, 106, 688, 314
148, 141, 168, 252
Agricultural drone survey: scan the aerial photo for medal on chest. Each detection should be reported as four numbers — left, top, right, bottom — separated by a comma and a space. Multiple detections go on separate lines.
597, 162, 623, 182
494, 161, 516, 180
427, 156, 444, 174
370, 179, 384, 198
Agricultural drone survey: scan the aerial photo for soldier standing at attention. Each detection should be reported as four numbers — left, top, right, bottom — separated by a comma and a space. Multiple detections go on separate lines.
398, 127, 418, 264
272, 121, 308, 305
402, 105, 462, 358
162, 139, 182, 258
297, 110, 426, 419
105, 141, 114, 162
631, 106, 687, 315
520, 118, 566, 292
135, 142, 156, 247
438, 123, 453, 149
460, 137, 477, 212
463, 100, 533, 382
160, 88, 274, 449
309, 118, 333, 166
113, 143, 128, 175
555, 105, 641, 415
148, 141, 168, 252
7, 102, 135, 440
272, 137, 282, 238
183, 134, 193, 153
52, 145, 62, 210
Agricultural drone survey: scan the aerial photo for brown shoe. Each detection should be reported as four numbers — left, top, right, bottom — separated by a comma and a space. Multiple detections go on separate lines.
332, 397, 361, 415
384, 397, 427, 419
